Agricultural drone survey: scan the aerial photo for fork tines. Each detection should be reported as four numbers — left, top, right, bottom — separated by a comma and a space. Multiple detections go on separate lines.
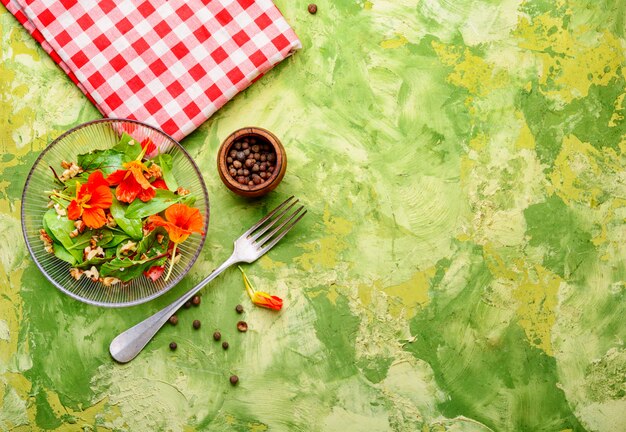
246, 196, 306, 250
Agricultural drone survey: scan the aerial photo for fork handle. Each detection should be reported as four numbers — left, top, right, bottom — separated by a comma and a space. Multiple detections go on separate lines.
109, 254, 239, 363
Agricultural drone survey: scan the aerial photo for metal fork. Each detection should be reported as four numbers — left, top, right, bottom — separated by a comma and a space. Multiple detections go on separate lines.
109, 196, 306, 363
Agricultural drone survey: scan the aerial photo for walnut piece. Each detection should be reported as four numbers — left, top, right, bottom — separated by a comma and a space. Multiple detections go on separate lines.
83, 266, 99, 281
119, 241, 137, 255
69, 268, 83, 280
102, 277, 121, 287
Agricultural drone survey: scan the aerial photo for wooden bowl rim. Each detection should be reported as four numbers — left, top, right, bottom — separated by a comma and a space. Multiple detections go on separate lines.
217, 127, 286, 196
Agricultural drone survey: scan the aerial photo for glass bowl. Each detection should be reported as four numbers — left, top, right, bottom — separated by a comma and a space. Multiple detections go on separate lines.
21, 119, 209, 307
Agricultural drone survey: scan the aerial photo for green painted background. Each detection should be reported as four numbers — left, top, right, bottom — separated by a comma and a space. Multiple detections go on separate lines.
1, 0, 625, 431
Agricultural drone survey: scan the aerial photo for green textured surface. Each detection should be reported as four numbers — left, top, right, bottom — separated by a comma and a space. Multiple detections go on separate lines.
1, 1, 625, 431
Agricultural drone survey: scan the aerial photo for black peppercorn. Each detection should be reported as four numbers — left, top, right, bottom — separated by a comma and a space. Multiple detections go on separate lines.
169, 315, 178, 325
213, 331, 221, 341
237, 321, 248, 332
235, 304, 244, 314
229, 375, 239, 385
222, 341, 229, 350
193, 319, 201, 329
308, 4, 317, 14
169, 342, 177, 350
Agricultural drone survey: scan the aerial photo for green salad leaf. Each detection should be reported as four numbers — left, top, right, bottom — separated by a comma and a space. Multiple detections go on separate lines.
156, 154, 178, 190
100, 254, 168, 282
52, 242, 78, 265
137, 227, 169, 258
110, 199, 143, 239
77, 150, 125, 175
66, 229, 114, 250
75, 256, 114, 270
125, 189, 183, 219
43, 209, 83, 262
108, 234, 131, 248
112, 132, 142, 161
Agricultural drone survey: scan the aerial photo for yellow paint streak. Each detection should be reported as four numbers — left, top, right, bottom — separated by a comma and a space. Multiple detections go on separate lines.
296, 207, 352, 271
459, 156, 476, 185
484, 245, 561, 355
593, 198, 626, 247
326, 284, 340, 305
432, 41, 510, 97
247, 422, 269, 431
0, 201, 26, 368
548, 134, 623, 206
380, 34, 408, 49
383, 268, 435, 319
7, 27, 41, 61
512, 266, 561, 356
514, 10, 625, 103
44, 391, 121, 431
469, 133, 488, 151
258, 254, 287, 270
609, 92, 625, 127
2, 369, 124, 431
357, 283, 372, 307
548, 135, 602, 205
456, 233, 471, 242
1, 373, 32, 428
483, 243, 518, 280
0, 271, 25, 367
515, 112, 536, 150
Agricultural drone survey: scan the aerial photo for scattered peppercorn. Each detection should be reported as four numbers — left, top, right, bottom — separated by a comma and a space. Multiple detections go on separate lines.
222, 341, 229, 350
169, 342, 177, 350
213, 331, 221, 341
235, 304, 244, 314
237, 321, 248, 332
184, 301, 192, 309
192, 295, 201, 306
168, 315, 178, 325
229, 375, 239, 385
193, 319, 201, 329
308, 4, 317, 14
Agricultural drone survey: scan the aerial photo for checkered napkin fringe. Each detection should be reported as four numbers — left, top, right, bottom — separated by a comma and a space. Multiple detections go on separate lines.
2, 0, 301, 140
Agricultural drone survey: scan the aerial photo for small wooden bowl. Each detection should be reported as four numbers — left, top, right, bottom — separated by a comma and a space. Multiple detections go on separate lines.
217, 127, 287, 198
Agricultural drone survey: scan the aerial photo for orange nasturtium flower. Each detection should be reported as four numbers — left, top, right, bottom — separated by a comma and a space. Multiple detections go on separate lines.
239, 266, 283, 311
148, 203, 204, 281
106, 141, 161, 204
67, 170, 113, 229
148, 203, 204, 243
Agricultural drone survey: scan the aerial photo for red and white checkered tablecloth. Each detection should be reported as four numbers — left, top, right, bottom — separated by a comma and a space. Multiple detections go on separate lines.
2, 0, 301, 140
